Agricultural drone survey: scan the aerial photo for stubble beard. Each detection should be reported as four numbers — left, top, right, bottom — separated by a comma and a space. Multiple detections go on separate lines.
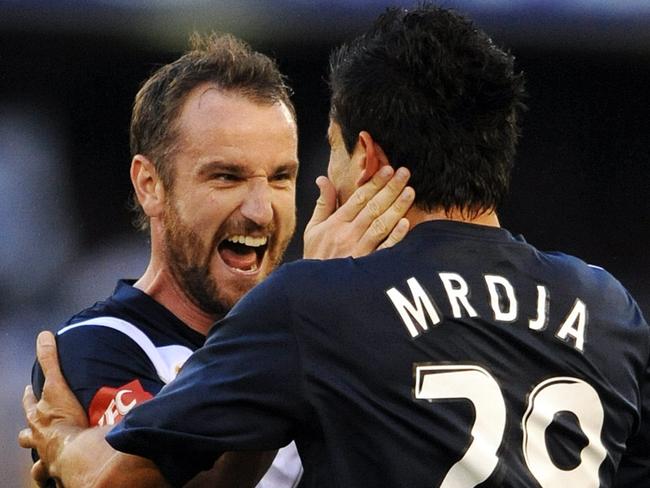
161, 199, 293, 318
163, 219, 230, 317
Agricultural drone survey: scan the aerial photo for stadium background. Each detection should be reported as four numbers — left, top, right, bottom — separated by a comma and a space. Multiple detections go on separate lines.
1, 1, 649, 485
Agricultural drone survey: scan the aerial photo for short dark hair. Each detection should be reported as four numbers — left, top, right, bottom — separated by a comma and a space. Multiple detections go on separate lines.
130, 33, 294, 230
329, 5, 526, 216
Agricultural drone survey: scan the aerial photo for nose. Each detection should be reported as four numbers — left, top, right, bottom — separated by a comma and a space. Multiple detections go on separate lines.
240, 178, 273, 226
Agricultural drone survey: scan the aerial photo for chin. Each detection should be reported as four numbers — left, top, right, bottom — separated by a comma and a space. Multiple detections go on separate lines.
219, 272, 261, 304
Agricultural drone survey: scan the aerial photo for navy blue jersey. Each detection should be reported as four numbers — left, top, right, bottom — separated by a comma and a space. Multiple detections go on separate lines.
32, 280, 303, 486
107, 221, 649, 488
32, 280, 204, 423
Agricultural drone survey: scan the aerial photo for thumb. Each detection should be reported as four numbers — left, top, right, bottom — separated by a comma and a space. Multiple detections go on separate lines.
306, 176, 337, 229
36, 331, 65, 386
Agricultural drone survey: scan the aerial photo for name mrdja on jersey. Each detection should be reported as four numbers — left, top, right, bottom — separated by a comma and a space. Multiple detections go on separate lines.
386, 272, 587, 352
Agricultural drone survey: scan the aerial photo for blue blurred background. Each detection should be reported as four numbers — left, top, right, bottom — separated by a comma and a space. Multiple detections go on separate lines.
1, 1, 649, 485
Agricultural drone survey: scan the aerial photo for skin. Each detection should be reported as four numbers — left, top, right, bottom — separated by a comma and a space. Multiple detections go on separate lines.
19, 118, 498, 487
326, 120, 500, 228
303, 121, 414, 259
18, 80, 422, 486
132, 86, 299, 334
133, 86, 414, 335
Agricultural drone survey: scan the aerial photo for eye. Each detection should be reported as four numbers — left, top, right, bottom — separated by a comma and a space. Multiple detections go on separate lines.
212, 173, 242, 182
271, 172, 292, 182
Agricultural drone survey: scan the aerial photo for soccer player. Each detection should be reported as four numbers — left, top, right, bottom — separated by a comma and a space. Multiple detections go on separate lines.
27, 33, 414, 487
22, 5, 649, 488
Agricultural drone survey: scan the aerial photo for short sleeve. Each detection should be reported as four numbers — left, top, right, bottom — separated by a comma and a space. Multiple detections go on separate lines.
106, 268, 306, 487
32, 325, 162, 416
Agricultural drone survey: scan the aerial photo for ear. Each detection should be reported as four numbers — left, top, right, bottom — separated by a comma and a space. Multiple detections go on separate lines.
130, 154, 166, 219
355, 131, 390, 186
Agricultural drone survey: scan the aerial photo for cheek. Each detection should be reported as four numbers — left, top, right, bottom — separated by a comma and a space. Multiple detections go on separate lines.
170, 201, 225, 248
327, 150, 342, 182
198, 191, 240, 224
274, 191, 297, 232
328, 147, 351, 186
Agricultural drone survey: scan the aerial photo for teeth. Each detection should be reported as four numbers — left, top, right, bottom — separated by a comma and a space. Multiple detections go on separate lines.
226, 235, 268, 247
236, 262, 258, 273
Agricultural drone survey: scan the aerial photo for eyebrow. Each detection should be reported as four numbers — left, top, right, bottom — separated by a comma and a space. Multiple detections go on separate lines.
196, 160, 244, 178
271, 161, 300, 179
196, 160, 299, 178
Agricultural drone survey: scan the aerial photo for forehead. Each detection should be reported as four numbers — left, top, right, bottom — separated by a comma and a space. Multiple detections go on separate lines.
174, 84, 298, 170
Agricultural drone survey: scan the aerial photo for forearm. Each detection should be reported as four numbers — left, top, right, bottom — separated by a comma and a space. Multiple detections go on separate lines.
49, 426, 168, 488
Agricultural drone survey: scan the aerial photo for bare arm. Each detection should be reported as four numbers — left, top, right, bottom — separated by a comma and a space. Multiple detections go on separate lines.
19, 331, 270, 488
52, 428, 165, 488
18, 331, 165, 487
303, 166, 414, 259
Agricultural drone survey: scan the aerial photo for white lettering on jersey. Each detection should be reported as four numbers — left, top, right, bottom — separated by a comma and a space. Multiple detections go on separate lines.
115, 389, 137, 414
439, 272, 478, 318
98, 389, 138, 426
484, 275, 518, 322
529, 285, 549, 331
98, 400, 120, 426
386, 277, 441, 338
91, 380, 153, 427
555, 299, 587, 352
387, 274, 588, 352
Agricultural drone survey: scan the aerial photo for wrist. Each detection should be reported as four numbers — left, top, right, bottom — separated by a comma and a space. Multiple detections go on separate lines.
47, 426, 83, 480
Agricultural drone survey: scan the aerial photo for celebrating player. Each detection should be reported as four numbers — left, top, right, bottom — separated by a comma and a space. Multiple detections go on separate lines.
22, 5, 648, 487
27, 33, 413, 487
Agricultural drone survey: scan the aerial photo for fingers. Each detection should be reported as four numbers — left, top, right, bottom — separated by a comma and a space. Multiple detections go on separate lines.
22, 384, 37, 420
18, 427, 34, 449
355, 181, 414, 252
305, 176, 337, 228
355, 167, 411, 226
36, 331, 64, 386
377, 218, 410, 250
20, 385, 37, 449
302, 165, 414, 260
31, 460, 51, 487
336, 166, 396, 222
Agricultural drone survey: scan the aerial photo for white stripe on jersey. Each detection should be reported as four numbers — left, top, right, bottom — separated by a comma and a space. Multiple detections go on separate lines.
258, 442, 303, 488
58, 316, 192, 384
58, 316, 303, 487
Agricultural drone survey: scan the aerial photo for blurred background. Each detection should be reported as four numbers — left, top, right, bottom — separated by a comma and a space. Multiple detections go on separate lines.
1, 0, 649, 485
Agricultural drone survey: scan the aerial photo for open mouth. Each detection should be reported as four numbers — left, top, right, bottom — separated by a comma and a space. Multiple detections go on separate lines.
217, 234, 269, 273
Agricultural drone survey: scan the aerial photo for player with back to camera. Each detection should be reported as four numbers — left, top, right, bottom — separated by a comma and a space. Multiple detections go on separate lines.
27, 32, 414, 487
22, 4, 649, 487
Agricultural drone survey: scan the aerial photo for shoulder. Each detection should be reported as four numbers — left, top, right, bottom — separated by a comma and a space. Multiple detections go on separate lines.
537, 249, 630, 295
273, 257, 351, 278
52, 317, 159, 385
57, 315, 194, 384
33, 315, 163, 411
541, 251, 647, 332
271, 257, 357, 286
211, 261, 345, 342
55, 316, 154, 360
234, 258, 357, 310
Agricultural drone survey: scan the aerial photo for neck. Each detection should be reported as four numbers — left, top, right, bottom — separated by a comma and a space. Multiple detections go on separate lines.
406, 206, 500, 228
134, 266, 219, 337
134, 223, 220, 336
